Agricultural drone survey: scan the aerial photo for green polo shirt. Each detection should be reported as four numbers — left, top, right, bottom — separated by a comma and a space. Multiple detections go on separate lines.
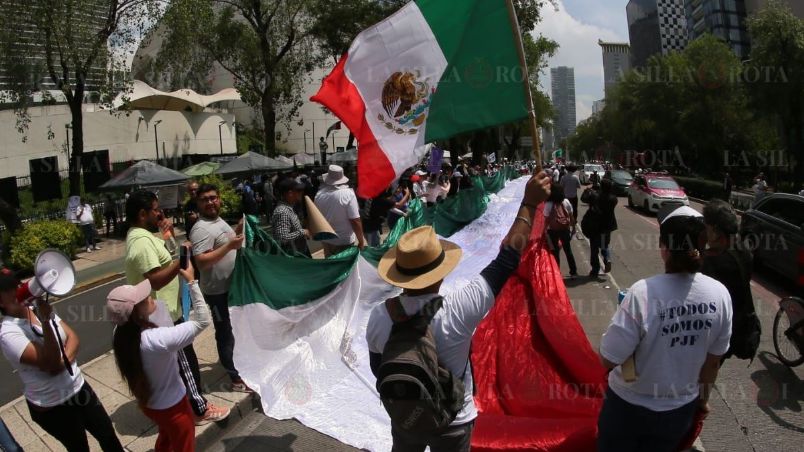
125, 227, 180, 320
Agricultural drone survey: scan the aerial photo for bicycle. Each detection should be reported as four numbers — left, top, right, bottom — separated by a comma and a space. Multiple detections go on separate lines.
772, 296, 804, 367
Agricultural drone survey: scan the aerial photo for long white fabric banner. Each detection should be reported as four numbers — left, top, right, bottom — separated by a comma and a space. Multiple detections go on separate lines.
230, 176, 529, 451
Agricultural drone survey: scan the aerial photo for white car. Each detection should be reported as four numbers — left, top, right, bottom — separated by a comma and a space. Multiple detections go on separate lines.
580, 164, 605, 184
627, 173, 690, 213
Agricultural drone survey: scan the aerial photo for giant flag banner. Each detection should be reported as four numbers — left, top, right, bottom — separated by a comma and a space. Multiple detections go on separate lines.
229, 175, 607, 451
311, 0, 529, 197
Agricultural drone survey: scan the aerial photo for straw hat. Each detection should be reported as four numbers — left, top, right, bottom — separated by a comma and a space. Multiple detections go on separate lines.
323, 165, 349, 186
378, 226, 462, 289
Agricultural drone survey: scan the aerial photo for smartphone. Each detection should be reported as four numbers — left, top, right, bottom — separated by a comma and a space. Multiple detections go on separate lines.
180, 245, 191, 270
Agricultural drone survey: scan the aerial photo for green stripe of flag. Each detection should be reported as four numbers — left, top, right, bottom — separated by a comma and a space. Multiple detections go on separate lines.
416, 0, 529, 142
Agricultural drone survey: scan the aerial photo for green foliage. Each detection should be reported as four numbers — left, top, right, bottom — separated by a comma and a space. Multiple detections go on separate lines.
569, 34, 780, 179
746, 0, 804, 181
190, 174, 241, 218
156, 0, 320, 155
310, 0, 405, 62
8, 220, 82, 271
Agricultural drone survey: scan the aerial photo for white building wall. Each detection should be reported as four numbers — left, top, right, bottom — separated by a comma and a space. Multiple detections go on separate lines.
0, 105, 235, 179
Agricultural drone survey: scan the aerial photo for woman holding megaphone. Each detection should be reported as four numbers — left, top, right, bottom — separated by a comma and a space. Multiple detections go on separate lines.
0, 268, 123, 451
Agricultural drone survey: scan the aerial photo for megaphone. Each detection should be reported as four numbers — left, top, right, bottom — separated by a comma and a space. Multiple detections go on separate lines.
304, 195, 339, 241
16, 249, 76, 305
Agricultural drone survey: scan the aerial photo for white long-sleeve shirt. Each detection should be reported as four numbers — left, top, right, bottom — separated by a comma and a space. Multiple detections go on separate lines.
141, 281, 211, 410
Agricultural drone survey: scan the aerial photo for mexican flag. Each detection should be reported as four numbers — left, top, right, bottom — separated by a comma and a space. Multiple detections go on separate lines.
311, 0, 528, 197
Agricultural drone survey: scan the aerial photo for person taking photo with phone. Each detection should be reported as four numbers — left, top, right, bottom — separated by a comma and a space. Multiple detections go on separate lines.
109, 257, 211, 451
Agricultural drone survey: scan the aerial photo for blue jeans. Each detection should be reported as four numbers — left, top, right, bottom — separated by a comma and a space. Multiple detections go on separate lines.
0, 418, 21, 452
366, 230, 381, 247
205, 292, 240, 382
597, 387, 697, 452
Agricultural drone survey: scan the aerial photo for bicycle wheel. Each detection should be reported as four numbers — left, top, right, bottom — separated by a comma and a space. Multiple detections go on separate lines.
773, 306, 804, 367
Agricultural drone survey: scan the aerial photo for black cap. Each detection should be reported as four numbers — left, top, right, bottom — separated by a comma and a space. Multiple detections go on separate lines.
0, 268, 19, 292
276, 178, 305, 195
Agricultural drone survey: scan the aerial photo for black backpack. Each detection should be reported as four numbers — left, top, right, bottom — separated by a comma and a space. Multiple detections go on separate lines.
377, 296, 465, 437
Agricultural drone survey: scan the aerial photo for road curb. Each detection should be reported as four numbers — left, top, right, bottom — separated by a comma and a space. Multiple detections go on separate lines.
72, 272, 124, 294
195, 393, 261, 451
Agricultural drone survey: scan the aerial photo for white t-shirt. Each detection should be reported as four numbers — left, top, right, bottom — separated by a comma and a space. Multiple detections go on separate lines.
560, 173, 581, 199
423, 180, 449, 204
0, 313, 85, 407
78, 204, 95, 225
315, 185, 360, 246
366, 276, 496, 426
140, 284, 206, 410
600, 273, 732, 411
543, 199, 574, 219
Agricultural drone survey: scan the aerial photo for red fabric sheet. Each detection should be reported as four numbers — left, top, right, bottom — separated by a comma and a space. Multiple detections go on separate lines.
471, 206, 608, 451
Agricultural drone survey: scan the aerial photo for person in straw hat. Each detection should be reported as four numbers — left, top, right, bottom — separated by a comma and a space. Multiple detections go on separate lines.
314, 165, 366, 256
366, 170, 551, 451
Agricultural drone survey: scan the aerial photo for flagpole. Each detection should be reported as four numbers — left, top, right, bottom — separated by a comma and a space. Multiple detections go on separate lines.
505, 0, 542, 171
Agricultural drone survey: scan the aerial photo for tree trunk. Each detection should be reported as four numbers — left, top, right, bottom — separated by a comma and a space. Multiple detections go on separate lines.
68, 97, 83, 196
261, 92, 276, 156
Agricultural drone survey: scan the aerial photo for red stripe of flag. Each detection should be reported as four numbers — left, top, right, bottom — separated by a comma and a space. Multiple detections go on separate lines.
311, 56, 395, 198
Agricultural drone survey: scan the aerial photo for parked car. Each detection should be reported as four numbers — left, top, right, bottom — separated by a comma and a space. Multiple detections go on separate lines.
740, 193, 804, 284
627, 173, 689, 213
604, 169, 634, 196
580, 163, 605, 184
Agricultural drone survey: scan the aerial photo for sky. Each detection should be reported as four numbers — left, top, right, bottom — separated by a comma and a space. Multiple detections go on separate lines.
535, 0, 631, 124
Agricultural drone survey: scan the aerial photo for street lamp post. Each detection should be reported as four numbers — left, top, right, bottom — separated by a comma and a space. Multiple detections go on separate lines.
65, 123, 72, 174
218, 120, 227, 154
303, 129, 310, 153
153, 120, 162, 164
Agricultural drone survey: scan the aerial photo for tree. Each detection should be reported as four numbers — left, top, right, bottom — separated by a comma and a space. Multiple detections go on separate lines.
309, 0, 405, 64
0, 0, 160, 196
156, 0, 322, 156
747, 0, 804, 182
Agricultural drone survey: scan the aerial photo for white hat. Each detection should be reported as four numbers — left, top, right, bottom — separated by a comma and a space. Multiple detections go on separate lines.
323, 165, 349, 186
657, 205, 702, 224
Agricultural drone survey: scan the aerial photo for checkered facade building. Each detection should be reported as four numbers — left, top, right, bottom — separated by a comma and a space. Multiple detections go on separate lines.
657, 0, 689, 54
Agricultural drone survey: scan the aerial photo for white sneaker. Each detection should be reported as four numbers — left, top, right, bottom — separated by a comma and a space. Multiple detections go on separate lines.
86, 247, 92, 253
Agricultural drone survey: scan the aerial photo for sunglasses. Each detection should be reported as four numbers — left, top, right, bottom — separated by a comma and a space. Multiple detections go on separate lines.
199, 195, 219, 204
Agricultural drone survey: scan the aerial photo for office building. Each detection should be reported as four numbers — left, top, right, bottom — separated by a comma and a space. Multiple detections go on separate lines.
599, 40, 631, 98
627, 0, 689, 67
685, 0, 751, 59
593, 100, 607, 116
0, 0, 108, 94
550, 66, 576, 146
746, 0, 804, 19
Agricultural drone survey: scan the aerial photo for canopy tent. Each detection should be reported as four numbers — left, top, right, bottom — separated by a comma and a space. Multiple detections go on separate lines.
100, 160, 188, 190
215, 151, 292, 176
275, 155, 295, 166
327, 148, 358, 164
293, 154, 316, 166
181, 161, 221, 177
113, 80, 241, 112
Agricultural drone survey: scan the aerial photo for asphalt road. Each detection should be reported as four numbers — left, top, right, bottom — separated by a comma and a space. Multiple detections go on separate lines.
0, 277, 125, 406
568, 196, 803, 451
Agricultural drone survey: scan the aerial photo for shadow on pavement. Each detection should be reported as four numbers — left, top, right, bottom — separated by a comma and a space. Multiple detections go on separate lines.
221, 433, 298, 450
750, 351, 804, 433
